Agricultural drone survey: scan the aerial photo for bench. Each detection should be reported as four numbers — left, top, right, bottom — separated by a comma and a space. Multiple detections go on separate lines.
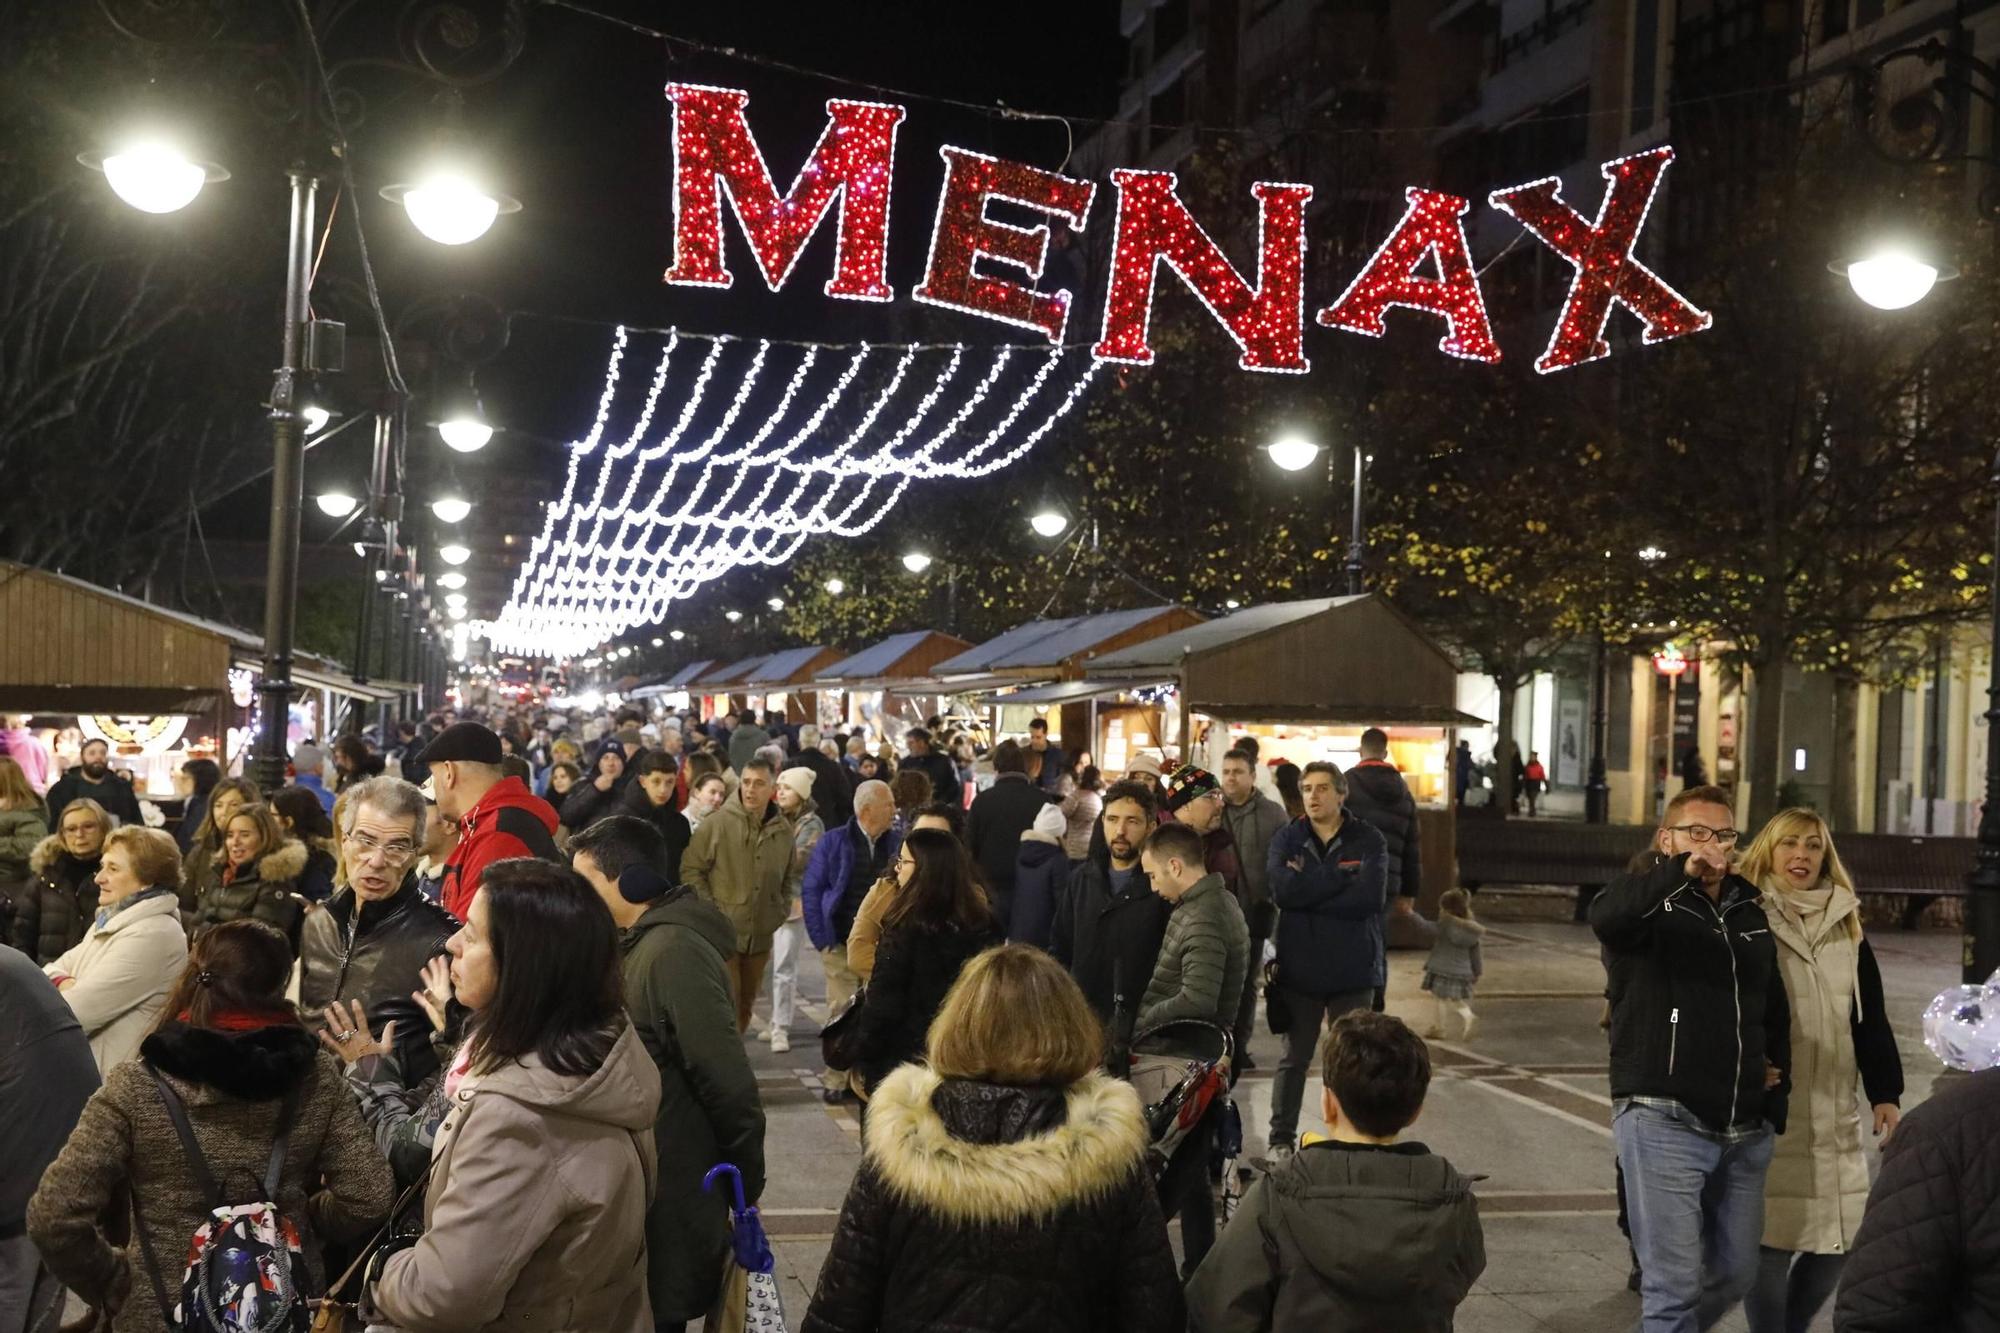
1456, 819, 1977, 928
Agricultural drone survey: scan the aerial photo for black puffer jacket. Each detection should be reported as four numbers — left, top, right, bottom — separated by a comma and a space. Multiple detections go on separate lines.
1342, 760, 1423, 900
803, 1067, 1183, 1333
1590, 853, 1791, 1134
1834, 1066, 2000, 1332
298, 874, 456, 1085
1050, 843, 1171, 1028
853, 917, 1001, 1092
10, 835, 102, 964
188, 840, 308, 951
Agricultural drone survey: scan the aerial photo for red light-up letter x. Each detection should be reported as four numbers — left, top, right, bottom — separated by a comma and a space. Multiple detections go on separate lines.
1487, 146, 1712, 374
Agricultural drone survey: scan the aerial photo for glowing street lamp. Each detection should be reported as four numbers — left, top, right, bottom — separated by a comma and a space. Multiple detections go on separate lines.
825, 577, 846, 595
1832, 242, 1953, 311
430, 493, 472, 524
82, 140, 228, 214
437, 411, 493, 453
380, 172, 519, 246
1029, 508, 1069, 538
1264, 435, 1322, 472
439, 544, 471, 566
902, 551, 934, 574
315, 490, 358, 518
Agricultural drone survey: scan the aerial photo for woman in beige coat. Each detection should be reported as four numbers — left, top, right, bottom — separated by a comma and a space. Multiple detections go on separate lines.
1737, 808, 1903, 1333
362, 858, 661, 1333
42, 826, 188, 1073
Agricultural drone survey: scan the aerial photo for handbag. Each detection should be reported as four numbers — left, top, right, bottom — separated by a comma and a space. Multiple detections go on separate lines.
307, 1162, 436, 1332
819, 985, 866, 1071
1263, 959, 1292, 1035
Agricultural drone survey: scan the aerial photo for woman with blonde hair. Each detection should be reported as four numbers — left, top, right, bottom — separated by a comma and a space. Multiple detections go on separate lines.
1736, 807, 1903, 1333
187, 802, 307, 948
177, 775, 260, 908
803, 944, 1181, 1333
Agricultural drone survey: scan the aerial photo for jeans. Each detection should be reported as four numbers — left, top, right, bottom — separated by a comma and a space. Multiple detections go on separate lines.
0, 1233, 61, 1333
1229, 913, 1272, 1062
768, 918, 803, 1031
1268, 987, 1374, 1146
1613, 1101, 1775, 1333
1743, 1248, 1844, 1333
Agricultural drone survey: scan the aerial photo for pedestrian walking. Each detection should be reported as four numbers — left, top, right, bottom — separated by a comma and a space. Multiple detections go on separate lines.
802, 944, 1183, 1333
1453, 741, 1474, 808
684, 771, 727, 832
561, 746, 627, 832
572, 818, 766, 1333
889, 767, 932, 834
176, 776, 258, 912
45, 737, 142, 830
848, 827, 1001, 1095
1219, 748, 1287, 1067
1420, 888, 1484, 1041
1187, 1011, 1486, 1332
829, 788, 920, 991
361, 859, 662, 1333
966, 739, 1054, 928
1264, 762, 1389, 1159
727, 709, 771, 774
682, 756, 794, 1033
1523, 751, 1547, 816
1025, 715, 1067, 793
1736, 810, 1903, 1333
1833, 1065, 2000, 1331
1050, 780, 1172, 1026
424, 721, 563, 921
1058, 763, 1104, 863
290, 742, 338, 816
1343, 728, 1426, 1010
185, 801, 308, 947
1132, 820, 1250, 1277
899, 727, 960, 809
766, 766, 825, 1053
616, 749, 693, 880
793, 724, 853, 828
1008, 802, 1071, 947
0, 715, 53, 796
0, 944, 98, 1333
28, 919, 393, 1333
1591, 785, 1791, 1333
333, 733, 386, 793
298, 776, 456, 1085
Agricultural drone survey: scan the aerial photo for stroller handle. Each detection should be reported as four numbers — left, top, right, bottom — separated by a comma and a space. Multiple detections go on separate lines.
1129, 1018, 1235, 1063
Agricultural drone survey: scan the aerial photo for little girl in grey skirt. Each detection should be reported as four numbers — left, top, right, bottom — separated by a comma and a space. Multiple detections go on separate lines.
1421, 888, 1485, 1041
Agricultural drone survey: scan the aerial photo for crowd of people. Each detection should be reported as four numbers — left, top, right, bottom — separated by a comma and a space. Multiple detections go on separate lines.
0, 701, 1982, 1333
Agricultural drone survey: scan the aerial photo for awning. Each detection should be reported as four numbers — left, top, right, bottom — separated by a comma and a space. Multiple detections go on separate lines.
665, 659, 719, 688
290, 664, 416, 704
1188, 702, 1489, 727
978, 678, 1171, 706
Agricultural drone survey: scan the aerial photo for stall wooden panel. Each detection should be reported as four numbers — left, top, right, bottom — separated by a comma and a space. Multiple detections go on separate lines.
1183, 598, 1458, 718
0, 562, 232, 711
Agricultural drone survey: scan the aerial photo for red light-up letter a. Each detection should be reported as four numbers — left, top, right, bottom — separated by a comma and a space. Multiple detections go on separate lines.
1318, 187, 1500, 363
1487, 146, 1712, 373
664, 83, 906, 300
1092, 171, 1313, 373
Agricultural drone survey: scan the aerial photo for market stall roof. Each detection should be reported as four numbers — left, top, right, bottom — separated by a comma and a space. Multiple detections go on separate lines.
697, 654, 773, 688
1088, 594, 1485, 728
738, 645, 845, 690
815, 630, 974, 686
932, 618, 1083, 675
663, 659, 719, 689
978, 677, 1173, 706
0, 561, 396, 712
935, 605, 1205, 677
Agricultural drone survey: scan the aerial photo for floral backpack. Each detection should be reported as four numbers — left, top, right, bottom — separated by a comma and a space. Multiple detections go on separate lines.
132, 1064, 310, 1333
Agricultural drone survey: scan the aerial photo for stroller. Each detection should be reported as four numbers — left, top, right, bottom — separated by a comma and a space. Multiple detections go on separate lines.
1124, 1019, 1248, 1223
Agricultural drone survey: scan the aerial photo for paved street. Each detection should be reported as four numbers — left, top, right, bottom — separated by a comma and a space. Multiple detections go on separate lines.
742, 897, 1960, 1332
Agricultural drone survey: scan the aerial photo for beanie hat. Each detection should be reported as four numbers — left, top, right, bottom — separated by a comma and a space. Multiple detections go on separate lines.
1032, 803, 1068, 840
413, 722, 504, 766
1126, 751, 1164, 778
777, 767, 816, 804
1164, 763, 1221, 812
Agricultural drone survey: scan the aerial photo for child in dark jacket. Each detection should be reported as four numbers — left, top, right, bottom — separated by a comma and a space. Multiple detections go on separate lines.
1186, 1011, 1485, 1332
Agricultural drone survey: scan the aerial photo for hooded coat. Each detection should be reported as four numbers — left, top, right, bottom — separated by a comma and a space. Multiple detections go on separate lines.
1341, 759, 1424, 901
188, 838, 309, 948
26, 1021, 394, 1333
681, 793, 795, 954
1008, 827, 1070, 948
619, 887, 768, 1322
1757, 878, 1903, 1254
1186, 1138, 1486, 1332
42, 889, 187, 1073
12, 832, 103, 963
966, 774, 1055, 925
802, 1065, 1183, 1333
0, 800, 48, 888
369, 1021, 662, 1333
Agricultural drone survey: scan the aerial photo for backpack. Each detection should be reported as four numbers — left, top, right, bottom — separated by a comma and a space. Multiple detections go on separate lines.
132, 1062, 310, 1333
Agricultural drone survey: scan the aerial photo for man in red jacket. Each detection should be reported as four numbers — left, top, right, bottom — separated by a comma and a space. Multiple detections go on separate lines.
422, 722, 562, 920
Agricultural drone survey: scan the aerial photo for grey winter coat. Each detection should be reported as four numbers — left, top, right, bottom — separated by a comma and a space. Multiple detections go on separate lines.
1187, 1138, 1485, 1333
1219, 792, 1288, 920
1425, 915, 1485, 982
1134, 873, 1250, 1058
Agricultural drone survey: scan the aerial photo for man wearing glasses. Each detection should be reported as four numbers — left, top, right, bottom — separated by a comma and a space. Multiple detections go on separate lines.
1592, 784, 1791, 1333
299, 775, 457, 1083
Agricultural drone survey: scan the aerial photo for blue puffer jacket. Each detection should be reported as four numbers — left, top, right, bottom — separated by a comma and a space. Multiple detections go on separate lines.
1008, 832, 1070, 948
802, 819, 903, 951
1267, 815, 1390, 996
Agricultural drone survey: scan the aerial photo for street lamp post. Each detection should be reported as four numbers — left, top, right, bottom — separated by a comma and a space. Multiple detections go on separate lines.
1344, 445, 1367, 597
252, 167, 319, 791
1586, 634, 1611, 823
1264, 435, 1368, 595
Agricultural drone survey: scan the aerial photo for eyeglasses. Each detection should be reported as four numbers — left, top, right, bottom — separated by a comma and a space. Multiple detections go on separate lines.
344, 830, 418, 863
1666, 823, 1740, 846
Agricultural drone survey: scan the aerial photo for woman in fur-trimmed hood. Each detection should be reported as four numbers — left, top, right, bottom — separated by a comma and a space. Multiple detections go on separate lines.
802, 945, 1182, 1333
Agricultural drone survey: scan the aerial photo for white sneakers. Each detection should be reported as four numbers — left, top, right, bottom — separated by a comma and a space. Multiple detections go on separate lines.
769, 1028, 791, 1054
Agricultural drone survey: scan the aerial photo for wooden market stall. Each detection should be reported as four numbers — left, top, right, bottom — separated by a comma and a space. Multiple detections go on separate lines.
1087, 594, 1483, 912
810, 630, 974, 740
735, 646, 847, 728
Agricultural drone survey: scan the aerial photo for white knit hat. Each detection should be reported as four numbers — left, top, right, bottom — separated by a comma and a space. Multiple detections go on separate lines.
1032, 803, 1068, 839
777, 767, 816, 803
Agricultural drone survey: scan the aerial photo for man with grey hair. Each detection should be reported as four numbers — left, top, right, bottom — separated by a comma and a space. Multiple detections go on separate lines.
300, 775, 457, 1083
801, 779, 899, 1101
793, 723, 852, 828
